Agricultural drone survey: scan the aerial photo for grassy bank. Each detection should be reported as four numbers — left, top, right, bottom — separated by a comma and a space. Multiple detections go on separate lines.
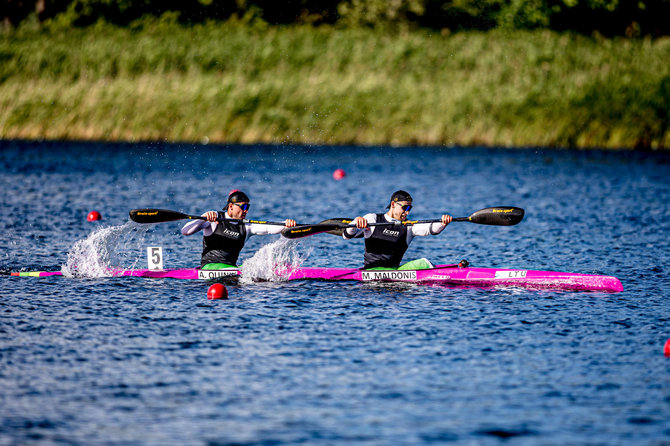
1, 22, 669, 149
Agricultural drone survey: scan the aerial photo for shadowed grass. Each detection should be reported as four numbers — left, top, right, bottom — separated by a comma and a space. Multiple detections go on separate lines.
1, 22, 669, 149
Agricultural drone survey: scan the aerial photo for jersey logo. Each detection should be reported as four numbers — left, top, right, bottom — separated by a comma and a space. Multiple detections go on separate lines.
382, 228, 400, 237
222, 228, 241, 239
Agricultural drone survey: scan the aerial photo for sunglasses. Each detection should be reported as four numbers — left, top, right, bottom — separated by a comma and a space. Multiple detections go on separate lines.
231, 202, 250, 211
396, 203, 412, 212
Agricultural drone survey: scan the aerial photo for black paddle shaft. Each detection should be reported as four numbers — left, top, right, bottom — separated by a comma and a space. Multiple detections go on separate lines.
129, 208, 289, 226
281, 207, 524, 239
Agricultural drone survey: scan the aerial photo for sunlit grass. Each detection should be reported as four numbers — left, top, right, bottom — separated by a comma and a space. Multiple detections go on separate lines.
1, 23, 668, 149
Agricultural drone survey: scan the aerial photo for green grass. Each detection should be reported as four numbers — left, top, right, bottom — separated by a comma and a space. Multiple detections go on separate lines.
1, 22, 669, 149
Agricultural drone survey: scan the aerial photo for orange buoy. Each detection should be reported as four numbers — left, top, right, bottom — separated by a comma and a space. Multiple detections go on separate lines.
664, 338, 670, 357
333, 168, 346, 180
87, 211, 102, 221
207, 283, 228, 300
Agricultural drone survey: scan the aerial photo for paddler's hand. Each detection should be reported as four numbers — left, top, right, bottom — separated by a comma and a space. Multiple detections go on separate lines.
284, 219, 296, 228
354, 216, 368, 229
204, 211, 218, 222
441, 214, 452, 226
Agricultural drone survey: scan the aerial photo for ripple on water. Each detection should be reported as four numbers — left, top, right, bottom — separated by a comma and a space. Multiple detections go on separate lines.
1, 142, 670, 444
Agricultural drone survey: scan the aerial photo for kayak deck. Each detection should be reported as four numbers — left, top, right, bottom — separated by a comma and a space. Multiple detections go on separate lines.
283, 264, 623, 292
10, 263, 623, 292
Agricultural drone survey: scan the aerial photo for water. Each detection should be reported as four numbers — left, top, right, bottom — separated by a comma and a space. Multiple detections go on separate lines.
1, 140, 670, 444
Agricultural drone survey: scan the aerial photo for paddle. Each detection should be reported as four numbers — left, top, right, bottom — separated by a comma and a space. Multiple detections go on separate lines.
281, 207, 524, 239
319, 218, 358, 237
129, 208, 290, 226
280, 218, 355, 238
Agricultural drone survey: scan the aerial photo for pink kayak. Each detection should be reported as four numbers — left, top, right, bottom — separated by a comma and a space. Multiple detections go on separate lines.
10, 268, 239, 280
11, 263, 623, 292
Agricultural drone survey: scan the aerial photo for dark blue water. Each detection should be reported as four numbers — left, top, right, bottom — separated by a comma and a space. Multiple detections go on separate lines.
2, 140, 670, 445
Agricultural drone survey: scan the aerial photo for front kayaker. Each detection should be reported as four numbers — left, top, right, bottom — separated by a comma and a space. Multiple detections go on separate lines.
344, 190, 452, 269
181, 190, 296, 269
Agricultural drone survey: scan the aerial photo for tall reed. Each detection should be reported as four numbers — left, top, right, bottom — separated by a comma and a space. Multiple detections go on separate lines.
1, 22, 668, 149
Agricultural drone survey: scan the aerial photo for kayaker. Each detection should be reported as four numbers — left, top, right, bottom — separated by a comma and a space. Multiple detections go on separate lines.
344, 190, 452, 269
181, 190, 296, 269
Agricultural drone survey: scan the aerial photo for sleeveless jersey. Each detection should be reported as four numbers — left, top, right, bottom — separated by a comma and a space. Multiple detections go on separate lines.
363, 213, 409, 268
201, 211, 247, 267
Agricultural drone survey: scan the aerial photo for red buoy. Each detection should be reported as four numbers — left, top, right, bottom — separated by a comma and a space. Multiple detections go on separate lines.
207, 283, 228, 300
87, 211, 102, 221
664, 338, 670, 357
333, 168, 346, 180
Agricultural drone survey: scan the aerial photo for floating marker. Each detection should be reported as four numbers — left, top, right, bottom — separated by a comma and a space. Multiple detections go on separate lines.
87, 211, 102, 221
665, 338, 670, 357
333, 168, 346, 180
207, 283, 228, 300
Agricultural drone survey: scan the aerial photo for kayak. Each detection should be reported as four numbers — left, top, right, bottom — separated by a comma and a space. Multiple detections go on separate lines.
10, 268, 238, 280
10, 263, 623, 292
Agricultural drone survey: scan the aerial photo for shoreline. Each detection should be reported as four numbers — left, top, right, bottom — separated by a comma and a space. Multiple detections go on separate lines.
1, 137, 654, 153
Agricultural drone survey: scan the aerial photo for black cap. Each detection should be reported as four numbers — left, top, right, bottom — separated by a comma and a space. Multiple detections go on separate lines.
227, 190, 250, 204
386, 190, 413, 208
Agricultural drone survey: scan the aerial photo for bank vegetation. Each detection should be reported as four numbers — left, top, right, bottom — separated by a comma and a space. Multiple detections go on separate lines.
1, 19, 669, 149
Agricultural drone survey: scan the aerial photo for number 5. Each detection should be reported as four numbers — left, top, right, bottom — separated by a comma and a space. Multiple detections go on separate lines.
147, 247, 164, 270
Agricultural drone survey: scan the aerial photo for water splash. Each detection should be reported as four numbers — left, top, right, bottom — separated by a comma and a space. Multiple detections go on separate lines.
61, 223, 151, 278
239, 238, 310, 284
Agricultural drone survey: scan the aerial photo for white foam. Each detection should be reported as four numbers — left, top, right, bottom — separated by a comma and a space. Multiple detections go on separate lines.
61, 223, 150, 278
238, 238, 310, 284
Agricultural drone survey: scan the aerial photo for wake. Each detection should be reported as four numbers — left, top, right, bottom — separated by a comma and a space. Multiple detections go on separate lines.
239, 238, 310, 284
58, 223, 306, 281
61, 223, 151, 278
